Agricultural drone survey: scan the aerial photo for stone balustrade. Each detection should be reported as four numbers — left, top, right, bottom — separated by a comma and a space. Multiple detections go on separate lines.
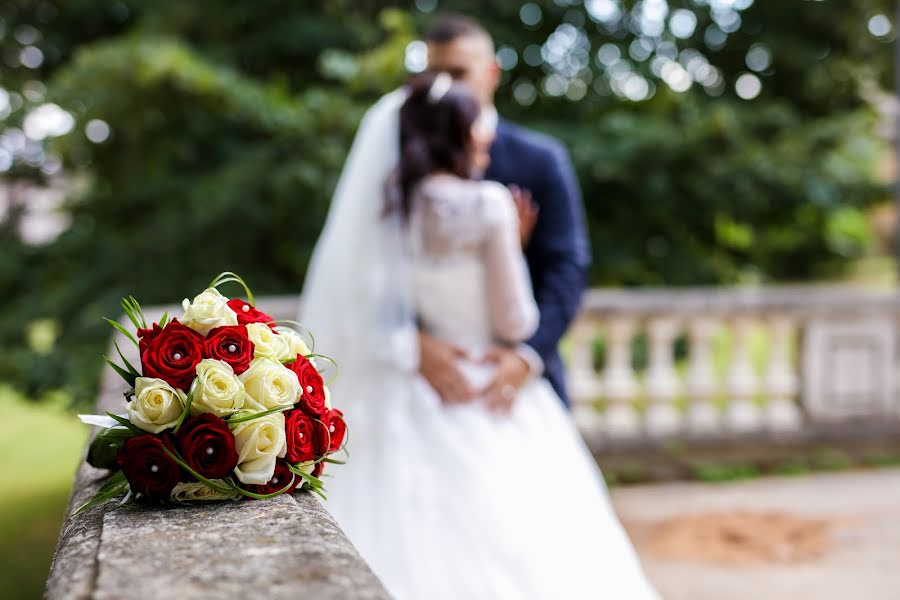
568, 285, 900, 445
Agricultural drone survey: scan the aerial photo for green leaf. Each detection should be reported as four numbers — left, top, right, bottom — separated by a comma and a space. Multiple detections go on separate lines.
113, 340, 141, 376
104, 356, 138, 388
209, 272, 255, 306
129, 296, 147, 328
226, 476, 297, 500
87, 426, 140, 469
74, 471, 129, 515
120, 299, 141, 330
172, 379, 197, 434
226, 405, 290, 424
286, 463, 326, 489
103, 317, 139, 348
120, 296, 147, 330
158, 311, 169, 328
105, 412, 143, 434
305, 354, 339, 385
160, 444, 236, 494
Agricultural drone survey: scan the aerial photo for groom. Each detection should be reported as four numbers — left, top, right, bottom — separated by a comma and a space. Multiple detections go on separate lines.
418, 15, 591, 411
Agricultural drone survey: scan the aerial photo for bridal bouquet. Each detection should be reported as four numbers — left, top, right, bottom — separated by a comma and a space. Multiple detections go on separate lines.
77, 272, 346, 513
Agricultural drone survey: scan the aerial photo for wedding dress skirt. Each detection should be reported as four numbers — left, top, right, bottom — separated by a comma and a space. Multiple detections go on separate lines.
326, 359, 659, 600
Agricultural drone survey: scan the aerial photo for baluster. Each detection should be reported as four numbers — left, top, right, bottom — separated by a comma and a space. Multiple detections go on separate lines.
685, 317, 721, 434
601, 317, 640, 437
764, 315, 802, 430
724, 316, 763, 431
568, 319, 603, 431
644, 317, 682, 436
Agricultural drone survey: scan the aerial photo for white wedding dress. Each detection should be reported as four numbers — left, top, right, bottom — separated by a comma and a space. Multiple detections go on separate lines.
301, 91, 659, 599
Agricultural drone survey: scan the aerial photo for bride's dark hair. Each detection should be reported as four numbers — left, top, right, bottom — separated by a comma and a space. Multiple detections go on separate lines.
396, 71, 481, 214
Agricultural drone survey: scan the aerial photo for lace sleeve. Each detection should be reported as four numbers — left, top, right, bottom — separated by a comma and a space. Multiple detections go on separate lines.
479, 182, 540, 344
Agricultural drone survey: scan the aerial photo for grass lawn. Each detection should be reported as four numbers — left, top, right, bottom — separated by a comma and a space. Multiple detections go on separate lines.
0, 387, 87, 600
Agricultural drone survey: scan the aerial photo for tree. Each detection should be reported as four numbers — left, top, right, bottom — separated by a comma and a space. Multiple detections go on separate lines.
0, 0, 892, 403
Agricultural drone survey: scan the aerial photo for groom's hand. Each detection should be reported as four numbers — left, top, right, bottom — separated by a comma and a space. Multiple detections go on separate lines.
509, 185, 539, 248
419, 331, 476, 405
482, 346, 531, 414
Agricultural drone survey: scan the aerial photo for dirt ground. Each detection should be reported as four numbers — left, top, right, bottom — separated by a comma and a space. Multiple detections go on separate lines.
609, 469, 900, 600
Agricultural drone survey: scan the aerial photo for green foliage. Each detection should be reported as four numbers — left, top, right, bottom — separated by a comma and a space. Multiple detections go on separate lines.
0, 1, 893, 404
0, 388, 87, 599
691, 461, 761, 483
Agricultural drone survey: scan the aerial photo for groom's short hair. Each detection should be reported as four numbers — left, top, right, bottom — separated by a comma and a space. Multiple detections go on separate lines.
424, 14, 493, 50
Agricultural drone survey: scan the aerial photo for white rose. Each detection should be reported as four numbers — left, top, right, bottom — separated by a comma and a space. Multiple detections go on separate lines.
274, 328, 311, 361
231, 412, 286, 485
128, 377, 186, 433
191, 359, 246, 417
181, 288, 238, 336
240, 357, 301, 410
324, 385, 332, 410
246, 323, 291, 361
170, 480, 240, 502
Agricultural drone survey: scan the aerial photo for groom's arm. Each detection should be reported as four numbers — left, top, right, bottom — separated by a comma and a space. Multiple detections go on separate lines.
524, 141, 591, 365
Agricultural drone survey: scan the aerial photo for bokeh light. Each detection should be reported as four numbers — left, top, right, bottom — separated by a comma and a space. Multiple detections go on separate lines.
868, 14, 892, 38
404, 40, 427, 73
735, 73, 762, 100
745, 44, 772, 72
22, 104, 74, 140
85, 119, 111, 144
520, 3, 542, 27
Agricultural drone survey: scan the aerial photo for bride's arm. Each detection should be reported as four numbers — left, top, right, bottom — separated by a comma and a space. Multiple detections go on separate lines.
480, 182, 540, 344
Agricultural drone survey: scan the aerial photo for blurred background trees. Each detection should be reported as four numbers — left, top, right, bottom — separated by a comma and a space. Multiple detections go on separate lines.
0, 0, 895, 406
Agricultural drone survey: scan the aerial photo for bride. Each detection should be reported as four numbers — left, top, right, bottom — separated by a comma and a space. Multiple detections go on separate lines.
301, 72, 659, 599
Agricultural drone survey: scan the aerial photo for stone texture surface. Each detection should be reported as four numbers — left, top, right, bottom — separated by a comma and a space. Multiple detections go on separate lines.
93, 494, 389, 600
46, 301, 390, 599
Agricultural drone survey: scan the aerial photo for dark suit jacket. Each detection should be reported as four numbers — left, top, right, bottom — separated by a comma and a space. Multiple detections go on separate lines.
484, 119, 591, 407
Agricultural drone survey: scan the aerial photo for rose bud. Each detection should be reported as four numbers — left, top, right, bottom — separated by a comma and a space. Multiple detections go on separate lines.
284, 410, 317, 464
246, 460, 298, 495
288, 355, 326, 417
175, 414, 239, 479
138, 319, 205, 391
116, 434, 183, 497
205, 325, 254, 375
322, 409, 346, 453
227, 299, 276, 329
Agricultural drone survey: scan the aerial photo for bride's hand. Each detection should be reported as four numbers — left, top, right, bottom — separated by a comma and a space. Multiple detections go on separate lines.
418, 331, 477, 405
481, 346, 531, 415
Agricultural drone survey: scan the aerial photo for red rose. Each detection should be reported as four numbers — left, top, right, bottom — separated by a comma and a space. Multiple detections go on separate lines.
138, 319, 205, 391
284, 409, 318, 463
175, 414, 239, 479
204, 325, 254, 375
116, 434, 183, 497
288, 356, 326, 417
227, 299, 275, 329
246, 460, 299, 495
319, 409, 346, 453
